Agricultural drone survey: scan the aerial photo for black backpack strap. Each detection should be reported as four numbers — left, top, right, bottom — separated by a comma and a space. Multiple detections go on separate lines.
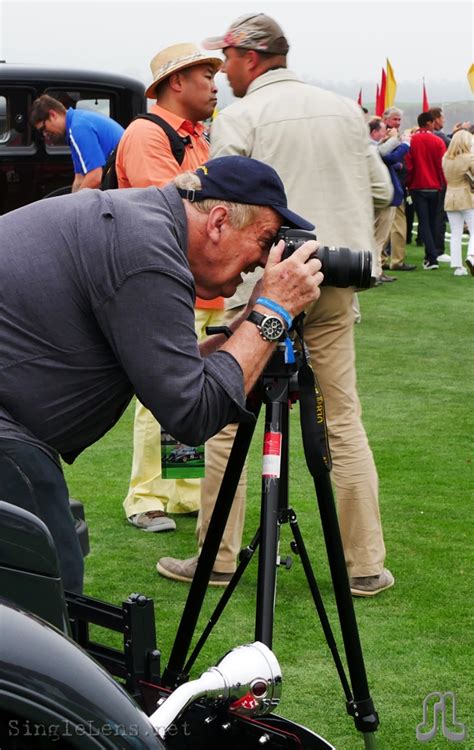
135, 113, 191, 166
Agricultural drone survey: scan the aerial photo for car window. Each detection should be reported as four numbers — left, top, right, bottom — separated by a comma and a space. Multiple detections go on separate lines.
0, 96, 6, 142
0, 93, 30, 147
76, 97, 111, 117
44, 89, 115, 152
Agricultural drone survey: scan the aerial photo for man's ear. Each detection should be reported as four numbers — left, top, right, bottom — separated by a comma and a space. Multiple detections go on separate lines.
246, 50, 261, 72
206, 205, 230, 244
168, 71, 185, 93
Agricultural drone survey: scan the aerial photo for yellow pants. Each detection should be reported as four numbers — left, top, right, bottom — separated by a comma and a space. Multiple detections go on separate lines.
123, 308, 227, 518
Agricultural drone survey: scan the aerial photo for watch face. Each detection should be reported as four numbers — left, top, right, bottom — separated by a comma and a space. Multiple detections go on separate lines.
261, 316, 285, 341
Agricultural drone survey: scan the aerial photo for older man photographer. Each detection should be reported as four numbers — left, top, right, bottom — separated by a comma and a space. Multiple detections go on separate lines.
0, 155, 322, 593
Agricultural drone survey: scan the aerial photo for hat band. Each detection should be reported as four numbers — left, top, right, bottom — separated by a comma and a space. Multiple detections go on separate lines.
154, 52, 211, 80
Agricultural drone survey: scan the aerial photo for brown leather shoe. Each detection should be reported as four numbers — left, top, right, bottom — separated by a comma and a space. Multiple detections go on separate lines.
391, 263, 417, 271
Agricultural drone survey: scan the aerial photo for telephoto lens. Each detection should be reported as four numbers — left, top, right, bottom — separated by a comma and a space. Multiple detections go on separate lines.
278, 228, 373, 289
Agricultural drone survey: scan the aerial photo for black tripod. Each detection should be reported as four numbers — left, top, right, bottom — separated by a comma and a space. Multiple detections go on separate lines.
162, 330, 379, 749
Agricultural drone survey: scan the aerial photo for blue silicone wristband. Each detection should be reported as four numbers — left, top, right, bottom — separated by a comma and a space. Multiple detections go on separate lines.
255, 297, 293, 329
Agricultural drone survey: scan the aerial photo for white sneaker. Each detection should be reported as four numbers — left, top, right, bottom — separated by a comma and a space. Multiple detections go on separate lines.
453, 267, 468, 276
437, 253, 451, 263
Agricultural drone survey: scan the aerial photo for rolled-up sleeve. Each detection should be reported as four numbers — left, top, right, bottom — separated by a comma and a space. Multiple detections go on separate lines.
96, 270, 254, 445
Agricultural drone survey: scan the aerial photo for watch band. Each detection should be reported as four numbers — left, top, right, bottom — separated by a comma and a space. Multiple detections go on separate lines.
247, 311, 287, 342
255, 297, 293, 329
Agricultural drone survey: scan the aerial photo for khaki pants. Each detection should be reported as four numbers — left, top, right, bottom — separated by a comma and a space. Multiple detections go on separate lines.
196, 422, 247, 573
123, 308, 226, 518
389, 202, 408, 268
373, 206, 396, 276
197, 288, 386, 578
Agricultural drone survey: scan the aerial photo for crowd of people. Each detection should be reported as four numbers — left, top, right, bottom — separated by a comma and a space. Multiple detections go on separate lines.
365, 106, 473, 279
2, 13, 472, 603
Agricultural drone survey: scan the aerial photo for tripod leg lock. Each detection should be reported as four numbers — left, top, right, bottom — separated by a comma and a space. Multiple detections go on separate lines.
347, 698, 379, 733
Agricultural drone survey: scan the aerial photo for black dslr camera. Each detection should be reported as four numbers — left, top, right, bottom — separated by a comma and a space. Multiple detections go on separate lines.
278, 228, 373, 289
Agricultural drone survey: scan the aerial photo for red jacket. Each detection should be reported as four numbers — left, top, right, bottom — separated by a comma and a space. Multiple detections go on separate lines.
405, 129, 446, 190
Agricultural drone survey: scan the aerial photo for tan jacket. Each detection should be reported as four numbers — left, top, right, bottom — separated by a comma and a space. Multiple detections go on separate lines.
442, 152, 474, 211
210, 69, 392, 305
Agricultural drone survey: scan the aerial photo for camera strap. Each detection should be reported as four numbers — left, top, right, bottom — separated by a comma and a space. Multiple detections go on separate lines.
293, 318, 332, 475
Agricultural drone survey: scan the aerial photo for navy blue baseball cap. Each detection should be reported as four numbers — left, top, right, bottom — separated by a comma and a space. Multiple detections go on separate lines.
176, 155, 314, 230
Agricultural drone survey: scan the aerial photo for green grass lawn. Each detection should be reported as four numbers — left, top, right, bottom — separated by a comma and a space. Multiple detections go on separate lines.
64, 242, 473, 749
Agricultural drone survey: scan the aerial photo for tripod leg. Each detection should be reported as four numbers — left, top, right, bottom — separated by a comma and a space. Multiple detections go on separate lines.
288, 509, 352, 702
163, 417, 259, 688
255, 393, 289, 647
314, 472, 379, 736
297, 357, 379, 740
184, 529, 261, 674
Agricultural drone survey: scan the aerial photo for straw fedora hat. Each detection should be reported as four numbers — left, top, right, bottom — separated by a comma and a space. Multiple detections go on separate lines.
145, 43, 222, 98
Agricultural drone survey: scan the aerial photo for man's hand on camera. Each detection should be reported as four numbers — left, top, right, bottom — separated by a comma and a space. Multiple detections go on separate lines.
258, 239, 323, 319
200, 240, 323, 394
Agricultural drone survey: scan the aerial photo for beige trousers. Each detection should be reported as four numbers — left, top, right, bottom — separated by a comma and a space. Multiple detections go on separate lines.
123, 308, 226, 518
373, 206, 396, 276
197, 289, 386, 578
389, 202, 408, 268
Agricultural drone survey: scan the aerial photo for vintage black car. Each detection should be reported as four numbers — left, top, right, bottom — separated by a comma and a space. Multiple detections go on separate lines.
0, 63, 146, 214
0, 501, 333, 750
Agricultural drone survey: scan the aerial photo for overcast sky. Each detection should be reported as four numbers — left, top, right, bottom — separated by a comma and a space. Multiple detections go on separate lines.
1, 0, 473, 104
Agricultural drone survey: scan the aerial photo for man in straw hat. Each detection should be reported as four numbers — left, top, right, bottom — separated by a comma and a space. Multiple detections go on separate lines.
116, 44, 235, 536
0, 154, 324, 593
157, 13, 395, 597
116, 43, 221, 188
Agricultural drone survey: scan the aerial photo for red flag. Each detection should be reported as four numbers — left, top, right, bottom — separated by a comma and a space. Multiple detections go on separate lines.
376, 68, 386, 116
375, 83, 380, 113
422, 79, 430, 112
357, 88, 363, 106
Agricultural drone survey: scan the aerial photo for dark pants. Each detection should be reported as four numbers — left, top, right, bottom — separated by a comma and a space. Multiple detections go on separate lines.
0, 438, 83, 592
435, 187, 447, 254
410, 190, 440, 265
406, 199, 415, 244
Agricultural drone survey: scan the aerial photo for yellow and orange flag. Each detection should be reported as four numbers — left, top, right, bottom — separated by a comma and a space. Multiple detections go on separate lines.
468, 63, 474, 93
385, 58, 397, 108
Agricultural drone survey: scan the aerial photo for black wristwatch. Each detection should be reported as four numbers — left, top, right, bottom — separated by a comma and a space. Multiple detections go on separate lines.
247, 311, 287, 342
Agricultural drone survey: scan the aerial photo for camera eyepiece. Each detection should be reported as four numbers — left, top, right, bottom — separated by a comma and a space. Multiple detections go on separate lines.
278, 228, 373, 289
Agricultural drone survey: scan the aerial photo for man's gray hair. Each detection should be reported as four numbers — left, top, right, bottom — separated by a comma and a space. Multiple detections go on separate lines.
173, 171, 263, 229
383, 106, 403, 119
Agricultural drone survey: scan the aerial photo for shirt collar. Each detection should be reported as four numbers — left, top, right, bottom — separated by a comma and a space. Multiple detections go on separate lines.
150, 103, 205, 136
246, 68, 300, 96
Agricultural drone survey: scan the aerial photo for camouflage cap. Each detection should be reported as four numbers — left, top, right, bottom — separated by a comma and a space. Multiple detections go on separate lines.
202, 13, 289, 55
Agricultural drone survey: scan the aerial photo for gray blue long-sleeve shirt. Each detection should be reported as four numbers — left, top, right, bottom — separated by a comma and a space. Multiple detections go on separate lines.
0, 185, 251, 465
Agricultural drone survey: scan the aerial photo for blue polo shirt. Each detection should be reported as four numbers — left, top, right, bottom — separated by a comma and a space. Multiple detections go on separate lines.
65, 108, 124, 175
